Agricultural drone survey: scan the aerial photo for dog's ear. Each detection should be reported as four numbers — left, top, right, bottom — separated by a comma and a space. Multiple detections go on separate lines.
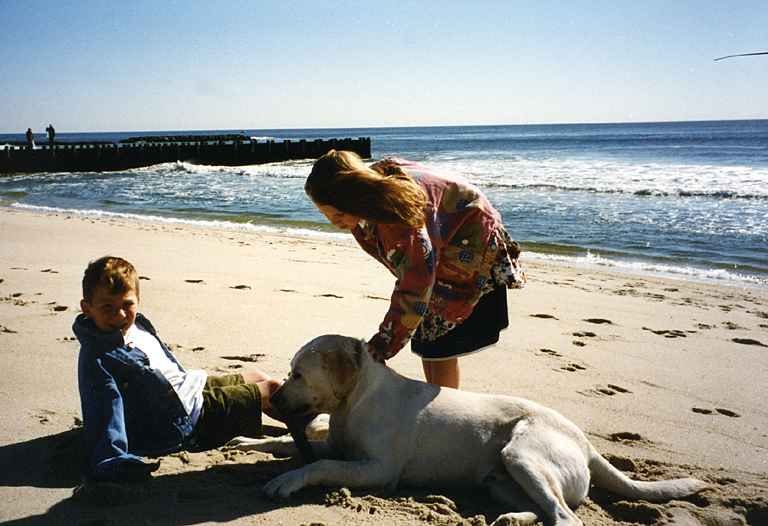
322, 341, 361, 400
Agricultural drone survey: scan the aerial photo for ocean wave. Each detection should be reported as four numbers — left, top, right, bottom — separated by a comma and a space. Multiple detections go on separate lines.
439, 157, 768, 200
528, 251, 767, 287
478, 181, 768, 200
130, 160, 312, 179
9, 203, 346, 240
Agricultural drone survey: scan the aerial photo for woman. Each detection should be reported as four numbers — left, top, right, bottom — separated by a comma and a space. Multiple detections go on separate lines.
306, 150, 524, 388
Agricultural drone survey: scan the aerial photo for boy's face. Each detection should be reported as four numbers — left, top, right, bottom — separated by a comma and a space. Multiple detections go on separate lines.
80, 287, 138, 334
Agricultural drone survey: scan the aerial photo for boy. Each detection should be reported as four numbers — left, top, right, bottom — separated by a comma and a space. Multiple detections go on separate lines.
73, 256, 281, 482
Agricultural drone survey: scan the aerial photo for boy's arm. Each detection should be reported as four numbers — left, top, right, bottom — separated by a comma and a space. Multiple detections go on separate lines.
79, 356, 160, 482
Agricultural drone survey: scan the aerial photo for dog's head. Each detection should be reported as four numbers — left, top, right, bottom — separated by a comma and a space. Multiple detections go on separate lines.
271, 334, 367, 416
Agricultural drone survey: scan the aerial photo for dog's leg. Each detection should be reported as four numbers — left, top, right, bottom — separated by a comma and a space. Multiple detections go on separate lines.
225, 434, 298, 456
483, 473, 541, 526
264, 459, 395, 498
225, 436, 334, 458
499, 420, 588, 526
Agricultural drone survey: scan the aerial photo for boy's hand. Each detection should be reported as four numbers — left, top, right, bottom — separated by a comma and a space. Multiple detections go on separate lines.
115, 459, 161, 482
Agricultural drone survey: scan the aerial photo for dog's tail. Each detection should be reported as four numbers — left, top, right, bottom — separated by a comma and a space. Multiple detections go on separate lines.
588, 446, 707, 501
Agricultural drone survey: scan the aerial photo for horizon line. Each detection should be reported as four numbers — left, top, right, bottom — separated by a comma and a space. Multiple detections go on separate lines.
2, 117, 768, 135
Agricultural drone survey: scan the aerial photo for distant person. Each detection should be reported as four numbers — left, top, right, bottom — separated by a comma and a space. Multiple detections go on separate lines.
73, 256, 283, 482
25, 128, 35, 149
305, 150, 526, 389
45, 124, 56, 146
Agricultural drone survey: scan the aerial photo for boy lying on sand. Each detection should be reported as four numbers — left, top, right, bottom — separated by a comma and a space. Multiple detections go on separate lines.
73, 256, 281, 482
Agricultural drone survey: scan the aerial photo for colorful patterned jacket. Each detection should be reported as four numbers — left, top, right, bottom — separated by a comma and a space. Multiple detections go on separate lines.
352, 158, 518, 359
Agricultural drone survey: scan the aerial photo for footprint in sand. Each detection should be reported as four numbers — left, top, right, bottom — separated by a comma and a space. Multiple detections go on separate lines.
579, 384, 631, 397
530, 313, 559, 320
732, 338, 768, 348
573, 331, 597, 337
221, 353, 266, 363
693, 407, 741, 417
0, 278, 4, 284
560, 363, 587, 372
572, 340, 587, 347
185, 279, 205, 284
40, 268, 59, 273
315, 293, 344, 298
539, 348, 563, 357
139, 275, 151, 281
230, 284, 251, 290
365, 294, 389, 301
722, 321, 745, 330
33, 409, 57, 424
583, 318, 613, 325
609, 431, 645, 442
642, 326, 689, 338
10, 267, 28, 270
57, 336, 76, 342
1, 325, 19, 334
279, 288, 297, 293
47, 302, 68, 312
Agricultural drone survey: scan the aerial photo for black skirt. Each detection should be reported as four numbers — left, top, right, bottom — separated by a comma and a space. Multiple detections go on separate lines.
411, 285, 509, 361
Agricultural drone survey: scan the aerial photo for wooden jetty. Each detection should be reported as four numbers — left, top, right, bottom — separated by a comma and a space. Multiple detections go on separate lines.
0, 136, 371, 174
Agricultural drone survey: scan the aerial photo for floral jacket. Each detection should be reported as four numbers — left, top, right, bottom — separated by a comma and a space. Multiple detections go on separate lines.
352, 158, 521, 359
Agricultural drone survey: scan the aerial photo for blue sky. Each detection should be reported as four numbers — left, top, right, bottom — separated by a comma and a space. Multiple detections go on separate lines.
2, 0, 767, 132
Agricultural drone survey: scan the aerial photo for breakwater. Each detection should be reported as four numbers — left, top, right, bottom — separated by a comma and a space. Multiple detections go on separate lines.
0, 136, 371, 174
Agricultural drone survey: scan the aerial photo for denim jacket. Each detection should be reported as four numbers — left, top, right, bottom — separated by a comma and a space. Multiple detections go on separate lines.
73, 313, 195, 481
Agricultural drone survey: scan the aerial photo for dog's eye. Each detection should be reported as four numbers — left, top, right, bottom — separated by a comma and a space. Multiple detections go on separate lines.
289, 371, 302, 380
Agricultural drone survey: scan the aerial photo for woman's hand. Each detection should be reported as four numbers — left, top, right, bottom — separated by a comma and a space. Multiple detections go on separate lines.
367, 334, 389, 363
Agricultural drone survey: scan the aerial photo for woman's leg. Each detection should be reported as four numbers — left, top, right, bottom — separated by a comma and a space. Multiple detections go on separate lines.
422, 358, 460, 389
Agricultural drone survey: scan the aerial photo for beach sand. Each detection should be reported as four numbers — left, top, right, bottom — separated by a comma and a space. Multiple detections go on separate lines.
1, 206, 766, 525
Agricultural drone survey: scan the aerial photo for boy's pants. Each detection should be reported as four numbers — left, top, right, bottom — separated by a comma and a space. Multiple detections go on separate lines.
185, 374, 262, 451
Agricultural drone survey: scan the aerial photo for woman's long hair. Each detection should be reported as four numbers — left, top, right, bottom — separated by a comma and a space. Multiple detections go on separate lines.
305, 150, 427, 228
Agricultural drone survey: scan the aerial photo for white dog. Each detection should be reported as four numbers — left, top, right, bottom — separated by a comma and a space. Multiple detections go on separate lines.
229, 335, 706, 526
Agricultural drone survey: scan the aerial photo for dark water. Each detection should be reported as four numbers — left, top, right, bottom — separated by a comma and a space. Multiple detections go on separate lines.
2, 120, 767, 285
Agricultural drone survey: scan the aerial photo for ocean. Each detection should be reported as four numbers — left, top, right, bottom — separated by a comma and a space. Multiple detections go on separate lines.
1, 120, 767, 286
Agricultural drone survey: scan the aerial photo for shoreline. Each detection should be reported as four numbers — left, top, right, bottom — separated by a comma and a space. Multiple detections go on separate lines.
1, 205, 767, 524
5, 202, 767, 289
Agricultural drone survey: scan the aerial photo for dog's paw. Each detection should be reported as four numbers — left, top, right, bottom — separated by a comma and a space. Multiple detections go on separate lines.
224, 436, 264, 451
224, 435, 296, 456
305, 414, 330, 441
264, 468, 308, 498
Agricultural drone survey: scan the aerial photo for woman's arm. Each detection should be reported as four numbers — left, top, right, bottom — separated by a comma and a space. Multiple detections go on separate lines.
366, 225, 437, 360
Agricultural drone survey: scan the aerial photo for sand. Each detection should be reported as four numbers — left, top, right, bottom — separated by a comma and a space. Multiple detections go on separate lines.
0, 206, 766, 525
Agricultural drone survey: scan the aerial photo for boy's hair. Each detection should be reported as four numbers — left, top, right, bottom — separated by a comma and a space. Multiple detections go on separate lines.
305, 150, 428, 229
82, 256, 140, 303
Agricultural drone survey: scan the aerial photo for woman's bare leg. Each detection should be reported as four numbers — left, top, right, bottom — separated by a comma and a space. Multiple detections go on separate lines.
422, 358, 460, 389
